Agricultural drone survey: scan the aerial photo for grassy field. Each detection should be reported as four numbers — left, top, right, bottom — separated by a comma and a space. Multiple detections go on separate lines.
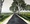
0, 13, 13, 22
19, 12, 30, 21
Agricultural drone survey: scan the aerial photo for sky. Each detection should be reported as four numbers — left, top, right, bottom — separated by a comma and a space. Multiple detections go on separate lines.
1, 0, 13, 13
24, 0, 30, 5
1, 0, 30, 13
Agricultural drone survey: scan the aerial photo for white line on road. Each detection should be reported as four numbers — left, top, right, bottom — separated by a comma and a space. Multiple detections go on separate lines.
2, 14, 13, 24
16, 14, 30, 24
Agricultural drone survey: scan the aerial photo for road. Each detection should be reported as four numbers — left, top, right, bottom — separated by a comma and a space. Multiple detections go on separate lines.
7, 14, 27, 24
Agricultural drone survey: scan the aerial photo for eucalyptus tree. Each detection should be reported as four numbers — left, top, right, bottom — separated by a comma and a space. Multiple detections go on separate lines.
16, 0, 26, 11
10, 0, 26, 14
10, 0, 18, 13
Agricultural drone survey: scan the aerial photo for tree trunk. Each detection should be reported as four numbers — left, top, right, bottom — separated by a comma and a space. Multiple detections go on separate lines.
14, 7, 16, 14
18, 3, 20, 14
0, 0, 4, 14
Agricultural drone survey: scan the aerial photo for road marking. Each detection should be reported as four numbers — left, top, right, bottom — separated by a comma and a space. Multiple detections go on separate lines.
16, 14, 30, 24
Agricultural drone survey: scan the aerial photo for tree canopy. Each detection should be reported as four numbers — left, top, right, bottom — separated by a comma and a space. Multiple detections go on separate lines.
10, 0, 26, 12
10, 0, 18, 12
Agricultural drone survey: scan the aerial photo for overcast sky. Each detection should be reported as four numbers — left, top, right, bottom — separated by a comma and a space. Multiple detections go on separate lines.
1, 0, 30, 13
1, 0, 13, 13
24, 0, 30, 5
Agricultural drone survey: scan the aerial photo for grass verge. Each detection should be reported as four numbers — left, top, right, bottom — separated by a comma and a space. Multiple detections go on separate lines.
0, 13, 13, 22
18, 12, 30, 21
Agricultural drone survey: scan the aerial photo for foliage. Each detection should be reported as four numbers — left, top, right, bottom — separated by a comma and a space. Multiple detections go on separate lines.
25, 5, 30, 10
18, 12, 30, 21
10, 0, 18, 12
16, 0, 26, 9
10, 0, 26, 12
0, 13, 12, 22
0, 15, 9, 22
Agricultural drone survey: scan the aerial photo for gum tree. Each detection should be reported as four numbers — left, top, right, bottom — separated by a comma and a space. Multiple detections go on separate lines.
16, 0, 26, 13
10, 0, 18, 13
10, 0, 26, 14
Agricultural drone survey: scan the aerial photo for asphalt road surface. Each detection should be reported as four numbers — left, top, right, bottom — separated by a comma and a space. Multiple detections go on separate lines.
7, 14, 27, 24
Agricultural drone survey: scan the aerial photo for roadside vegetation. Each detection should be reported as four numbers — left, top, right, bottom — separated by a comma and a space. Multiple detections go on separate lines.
18, 12, 30, 21
0, 13, 13, 22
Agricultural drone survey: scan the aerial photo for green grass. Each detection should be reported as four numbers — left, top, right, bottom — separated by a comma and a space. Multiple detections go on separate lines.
0, 13, 13, 22
19, 12, 30, 21
0, 22, 2, 24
